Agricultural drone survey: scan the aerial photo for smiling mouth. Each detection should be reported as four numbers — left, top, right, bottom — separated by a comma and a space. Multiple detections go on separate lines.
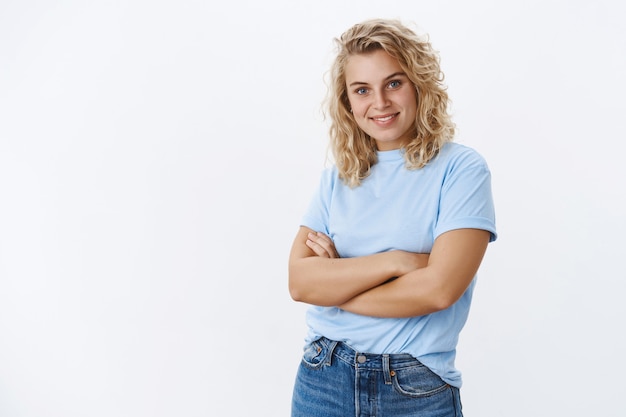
371, 113, 399, 122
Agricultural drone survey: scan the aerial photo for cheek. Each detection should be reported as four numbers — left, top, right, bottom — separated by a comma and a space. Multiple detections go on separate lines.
350, 102, 367, 118
350, 109, 369, 133
353, 119, 369, 134
351, 107, 369, 128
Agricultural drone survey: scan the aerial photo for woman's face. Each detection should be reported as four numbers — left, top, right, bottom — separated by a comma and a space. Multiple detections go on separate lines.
344, 49, 418, 151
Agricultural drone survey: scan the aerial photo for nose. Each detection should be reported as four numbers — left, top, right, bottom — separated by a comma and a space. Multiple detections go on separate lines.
373, 90, 390, 109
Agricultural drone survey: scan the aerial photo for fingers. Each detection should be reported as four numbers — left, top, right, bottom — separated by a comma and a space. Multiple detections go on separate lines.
305, 232, 339, 258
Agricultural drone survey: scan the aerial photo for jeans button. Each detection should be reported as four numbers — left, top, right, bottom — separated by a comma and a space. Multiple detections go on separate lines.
357, 355, 366, 364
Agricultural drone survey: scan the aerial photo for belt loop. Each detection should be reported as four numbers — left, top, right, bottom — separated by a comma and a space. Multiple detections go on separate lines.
382, 354, 392, 385
324, 339, 339, 366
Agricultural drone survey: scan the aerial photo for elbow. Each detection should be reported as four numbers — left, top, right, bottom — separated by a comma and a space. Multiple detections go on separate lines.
426, 283, 464, 313
421, 270, 473, 313
288, 265, 300, 301
288, 263, 348, 306
288, 281, 304, 302
288, 274, 340, 306
288, 266, 308, 303
288, 279, 330, 305
431, 294, 458, 312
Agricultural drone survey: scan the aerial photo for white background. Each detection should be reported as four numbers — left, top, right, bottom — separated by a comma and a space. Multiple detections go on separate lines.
1, 0, 624, 416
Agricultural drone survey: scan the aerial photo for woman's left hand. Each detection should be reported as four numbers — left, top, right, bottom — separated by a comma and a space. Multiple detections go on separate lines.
305, 231, 340, 259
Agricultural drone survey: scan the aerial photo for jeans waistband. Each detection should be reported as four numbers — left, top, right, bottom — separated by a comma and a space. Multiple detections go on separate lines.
317, 336, 423, 372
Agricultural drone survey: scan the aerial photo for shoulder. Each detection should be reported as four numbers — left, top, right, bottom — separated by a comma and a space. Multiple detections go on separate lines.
316, 164, 342, 191
436, 142, 490, 172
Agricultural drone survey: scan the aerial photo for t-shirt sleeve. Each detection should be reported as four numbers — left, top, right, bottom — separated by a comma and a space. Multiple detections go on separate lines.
300, 167, 336, 235
434, 149, 497, 242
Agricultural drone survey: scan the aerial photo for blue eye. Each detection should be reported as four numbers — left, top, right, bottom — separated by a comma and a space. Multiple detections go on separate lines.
356, 87, 368, 95
388, 80, 401, 89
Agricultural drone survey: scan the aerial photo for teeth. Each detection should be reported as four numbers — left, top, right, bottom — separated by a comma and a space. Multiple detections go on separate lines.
374, 115, 395, 121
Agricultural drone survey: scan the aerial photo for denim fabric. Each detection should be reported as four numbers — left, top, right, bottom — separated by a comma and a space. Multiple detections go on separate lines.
291, 337, 463, 417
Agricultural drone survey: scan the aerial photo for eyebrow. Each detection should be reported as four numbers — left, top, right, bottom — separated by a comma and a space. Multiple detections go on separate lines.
348, 72, 407, 87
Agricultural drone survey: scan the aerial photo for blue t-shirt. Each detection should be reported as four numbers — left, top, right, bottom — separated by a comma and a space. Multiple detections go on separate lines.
300, 142, 497, 387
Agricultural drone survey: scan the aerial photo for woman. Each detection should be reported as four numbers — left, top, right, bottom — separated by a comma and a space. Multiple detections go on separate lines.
288, 18, 497, 416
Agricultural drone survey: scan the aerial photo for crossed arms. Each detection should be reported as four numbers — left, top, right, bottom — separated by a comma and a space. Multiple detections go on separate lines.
288, 226, 490, 318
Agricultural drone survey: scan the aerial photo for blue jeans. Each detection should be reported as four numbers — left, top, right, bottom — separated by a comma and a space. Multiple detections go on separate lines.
291, 337, 463, 417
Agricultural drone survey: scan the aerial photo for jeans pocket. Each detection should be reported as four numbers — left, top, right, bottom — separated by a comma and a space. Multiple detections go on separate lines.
300, 339, 329, 369
391, 362, 450, 398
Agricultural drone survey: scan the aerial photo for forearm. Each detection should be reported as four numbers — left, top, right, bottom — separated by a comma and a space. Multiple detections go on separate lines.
288, 226, 429, 307
340, 229, 491, 318
339, 268, 447, 318
288, 252, 399, 306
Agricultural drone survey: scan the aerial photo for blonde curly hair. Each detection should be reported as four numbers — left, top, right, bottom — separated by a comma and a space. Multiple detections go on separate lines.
325, 19, 455, 187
